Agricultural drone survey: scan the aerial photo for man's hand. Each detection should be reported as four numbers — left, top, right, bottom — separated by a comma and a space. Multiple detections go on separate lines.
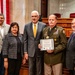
4, 61, 8, 69
4, 58, 8, 69
22, 58, 26, 65
24, 53, 28, 60
38, 44, 42, 49
47, 50, 54, 53
22, 53, 28, 65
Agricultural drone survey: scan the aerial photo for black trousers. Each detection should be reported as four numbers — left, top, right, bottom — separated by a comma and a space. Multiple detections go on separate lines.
69, 70, 75, 75
69, 62, 75, 75
29, 56, 43, 75
8, 57, 22, 75
0, 53, 4, 75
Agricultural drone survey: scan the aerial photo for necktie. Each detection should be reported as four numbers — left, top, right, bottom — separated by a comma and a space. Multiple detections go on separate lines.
33, 24, 37, 37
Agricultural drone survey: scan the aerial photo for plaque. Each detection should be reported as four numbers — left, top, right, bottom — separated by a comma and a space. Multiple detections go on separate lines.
40, 39, 54, 50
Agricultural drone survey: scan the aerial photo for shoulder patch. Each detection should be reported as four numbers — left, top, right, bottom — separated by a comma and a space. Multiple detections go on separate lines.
63, 30, 65, 34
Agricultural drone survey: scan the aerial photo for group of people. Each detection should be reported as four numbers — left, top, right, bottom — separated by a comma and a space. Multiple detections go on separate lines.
0, 10, 75, 75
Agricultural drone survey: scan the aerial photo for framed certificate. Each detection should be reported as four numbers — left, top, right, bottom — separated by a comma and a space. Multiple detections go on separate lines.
40, 39, 54, 50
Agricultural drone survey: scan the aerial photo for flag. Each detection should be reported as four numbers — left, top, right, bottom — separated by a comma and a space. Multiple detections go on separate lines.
0, 0, 10, 24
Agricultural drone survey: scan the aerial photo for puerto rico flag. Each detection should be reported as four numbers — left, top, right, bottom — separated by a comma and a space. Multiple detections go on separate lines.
0, 0, 10, 24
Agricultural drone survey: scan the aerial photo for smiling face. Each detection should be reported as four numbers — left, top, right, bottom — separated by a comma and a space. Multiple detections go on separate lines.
0, 15, 4, 26
11, 25, 19, 34
31, 11, 39, 24
48, 15, 57, 28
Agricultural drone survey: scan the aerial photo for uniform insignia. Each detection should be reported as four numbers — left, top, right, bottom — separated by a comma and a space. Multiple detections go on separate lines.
53, 30, 58, 34
54, 39, 56, 41
44, 32, 48, 37
46, 36, 49, 39
63, 30, 65, 34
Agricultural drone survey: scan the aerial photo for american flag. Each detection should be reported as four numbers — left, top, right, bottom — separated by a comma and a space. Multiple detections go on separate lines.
0, 0, 10, 24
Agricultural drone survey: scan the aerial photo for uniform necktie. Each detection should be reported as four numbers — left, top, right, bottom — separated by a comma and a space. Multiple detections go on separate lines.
33, 24, 37, 37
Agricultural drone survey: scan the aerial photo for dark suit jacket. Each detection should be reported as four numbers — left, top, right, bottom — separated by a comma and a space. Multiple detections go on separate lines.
2, 33, 23, 59
66, 33, 75, 70
23, 22, 46, 57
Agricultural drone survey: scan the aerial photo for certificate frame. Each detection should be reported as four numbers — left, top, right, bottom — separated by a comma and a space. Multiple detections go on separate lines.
40, 39, 54, 51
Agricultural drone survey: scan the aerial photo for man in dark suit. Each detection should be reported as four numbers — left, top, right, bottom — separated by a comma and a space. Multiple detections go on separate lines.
23, 10, 46, 75
66, 18, 75, 75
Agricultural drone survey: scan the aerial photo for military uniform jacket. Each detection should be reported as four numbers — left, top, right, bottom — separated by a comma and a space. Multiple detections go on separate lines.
42, 25, 67, 65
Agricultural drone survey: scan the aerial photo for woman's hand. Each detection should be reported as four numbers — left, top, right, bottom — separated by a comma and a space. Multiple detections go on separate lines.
4, 61, 8, 69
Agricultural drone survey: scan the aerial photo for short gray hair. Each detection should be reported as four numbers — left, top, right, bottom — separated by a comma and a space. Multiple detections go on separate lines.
31, 10, 39, 16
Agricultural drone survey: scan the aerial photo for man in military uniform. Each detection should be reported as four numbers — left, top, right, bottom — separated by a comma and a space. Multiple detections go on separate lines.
42, 14, 67, 75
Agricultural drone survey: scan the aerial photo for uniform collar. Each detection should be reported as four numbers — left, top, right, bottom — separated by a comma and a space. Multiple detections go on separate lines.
50, 25, 57, 31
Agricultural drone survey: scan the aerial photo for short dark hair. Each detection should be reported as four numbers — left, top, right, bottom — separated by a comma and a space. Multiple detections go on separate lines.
8, 22, 19, 34
0, 13, 5, 19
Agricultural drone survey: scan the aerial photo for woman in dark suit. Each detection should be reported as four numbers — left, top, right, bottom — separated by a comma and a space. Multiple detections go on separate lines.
2, 22, 24, 75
